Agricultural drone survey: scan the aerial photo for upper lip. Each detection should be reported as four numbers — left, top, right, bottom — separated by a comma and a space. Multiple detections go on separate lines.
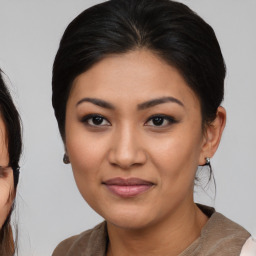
103, 177, 154, 186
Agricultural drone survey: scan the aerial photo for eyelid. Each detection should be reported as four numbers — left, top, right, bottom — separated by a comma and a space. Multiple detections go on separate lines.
144, 114, 177, 126
81, 114, 111, 126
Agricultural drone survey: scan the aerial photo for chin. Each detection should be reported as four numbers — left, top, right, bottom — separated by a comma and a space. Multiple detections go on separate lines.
108, 216, 153, 230
99, 205, 157, 230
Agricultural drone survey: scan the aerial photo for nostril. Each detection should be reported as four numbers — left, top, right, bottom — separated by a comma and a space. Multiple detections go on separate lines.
107, 148, 147, 169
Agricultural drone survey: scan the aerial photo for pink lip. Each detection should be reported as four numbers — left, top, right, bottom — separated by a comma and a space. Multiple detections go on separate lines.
103, 178, 154, 198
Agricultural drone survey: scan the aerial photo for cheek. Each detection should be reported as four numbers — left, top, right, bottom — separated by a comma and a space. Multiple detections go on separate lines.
149, 129, 203, 188
0, 180, 14, 227
67, 132, 108, 171
65, 130, 111, 195
0, 183, 10, 206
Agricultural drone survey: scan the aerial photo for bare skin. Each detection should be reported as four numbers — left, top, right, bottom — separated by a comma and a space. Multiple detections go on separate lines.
0, 115, 14, 229
107, 203, 208, 256
65, 50, 226, 256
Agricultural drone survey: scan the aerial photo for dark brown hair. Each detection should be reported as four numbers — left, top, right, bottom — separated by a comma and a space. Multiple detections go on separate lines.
0, 70, 22, 256
52, 0, 225, 141
52, 0, 225, 186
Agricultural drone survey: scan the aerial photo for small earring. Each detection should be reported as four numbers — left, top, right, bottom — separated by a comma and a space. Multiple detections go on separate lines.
205, 157, 210, 165
63, 153, 70, 164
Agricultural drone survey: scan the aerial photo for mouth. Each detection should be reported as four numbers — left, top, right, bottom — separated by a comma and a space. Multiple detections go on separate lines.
102, 177, 154, 198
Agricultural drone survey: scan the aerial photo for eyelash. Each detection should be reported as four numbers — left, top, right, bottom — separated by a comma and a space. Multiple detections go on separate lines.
81, 114, 177, 128
145, 114, 177, 127
81, 114, 111, 127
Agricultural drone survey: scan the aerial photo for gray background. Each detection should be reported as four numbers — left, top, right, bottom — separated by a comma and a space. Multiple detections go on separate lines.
0, 0, 255, 255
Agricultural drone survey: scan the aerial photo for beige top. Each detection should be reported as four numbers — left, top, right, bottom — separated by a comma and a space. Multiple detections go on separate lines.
52, 205, 250, 256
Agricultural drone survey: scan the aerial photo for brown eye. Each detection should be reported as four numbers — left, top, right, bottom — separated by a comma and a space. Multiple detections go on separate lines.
0, 167, 8, 178
91, 116, 104, 125
145, 115, 177, 127
152, 117, 164, 126
82, 114, 111, 127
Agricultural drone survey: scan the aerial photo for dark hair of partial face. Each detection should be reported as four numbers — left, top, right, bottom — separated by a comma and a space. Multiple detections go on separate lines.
52, 0, 226, 141
0, 70, 22, 255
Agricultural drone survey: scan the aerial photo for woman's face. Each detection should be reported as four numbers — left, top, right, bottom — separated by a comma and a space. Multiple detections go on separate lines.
65, 50, 209, 229
0, 115, 13, 229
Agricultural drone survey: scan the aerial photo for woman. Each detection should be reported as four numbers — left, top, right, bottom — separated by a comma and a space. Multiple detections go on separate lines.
52, 0, 251, 255
0, 70, 22, 255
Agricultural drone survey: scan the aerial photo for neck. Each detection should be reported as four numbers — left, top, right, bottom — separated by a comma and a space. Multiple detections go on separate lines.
106, 202, 208, 256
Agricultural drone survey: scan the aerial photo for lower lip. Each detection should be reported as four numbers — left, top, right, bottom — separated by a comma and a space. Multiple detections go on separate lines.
105, 184, 153, 198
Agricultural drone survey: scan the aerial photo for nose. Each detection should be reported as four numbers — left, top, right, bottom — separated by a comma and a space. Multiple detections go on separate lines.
107, 125, 147, 169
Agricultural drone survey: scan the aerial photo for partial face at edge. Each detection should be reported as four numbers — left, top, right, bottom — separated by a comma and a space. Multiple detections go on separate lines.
64, 50, 214, 229
0, 114, 14, 229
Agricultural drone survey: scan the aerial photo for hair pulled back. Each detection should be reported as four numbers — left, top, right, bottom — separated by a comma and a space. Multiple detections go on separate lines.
52, 0, 226, 140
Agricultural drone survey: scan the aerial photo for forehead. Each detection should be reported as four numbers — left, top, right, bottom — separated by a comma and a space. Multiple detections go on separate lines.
69, 50, 199, 110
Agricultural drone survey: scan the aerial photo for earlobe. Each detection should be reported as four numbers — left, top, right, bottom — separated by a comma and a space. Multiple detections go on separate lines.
63, 145, 70, 164
63, 153, 70, 164
199, 106, 226, 165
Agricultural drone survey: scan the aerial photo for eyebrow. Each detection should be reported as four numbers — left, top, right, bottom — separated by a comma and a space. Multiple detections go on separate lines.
76, 98, 115, 109
76, 96, 184, 110
137, 97, 184, 110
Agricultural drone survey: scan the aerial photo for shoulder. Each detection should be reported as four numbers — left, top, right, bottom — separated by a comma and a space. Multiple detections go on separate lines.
52, 222, 107, 256
206, 211, 250, 239
200, 211, 250, 255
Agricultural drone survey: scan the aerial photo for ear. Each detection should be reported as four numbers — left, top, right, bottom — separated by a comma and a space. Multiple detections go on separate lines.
199, 106, 226, 165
